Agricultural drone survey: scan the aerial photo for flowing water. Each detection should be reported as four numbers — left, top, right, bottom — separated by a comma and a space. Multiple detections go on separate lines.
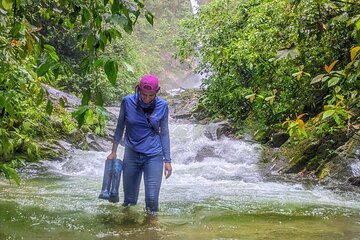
1, 119, 360, 240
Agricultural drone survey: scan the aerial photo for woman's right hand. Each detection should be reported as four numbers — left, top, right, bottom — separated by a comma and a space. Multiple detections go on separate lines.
107, 152, 117, 160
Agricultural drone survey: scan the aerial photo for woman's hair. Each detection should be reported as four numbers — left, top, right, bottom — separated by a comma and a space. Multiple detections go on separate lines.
134, 84, 160, 94
135, 84, 140, 93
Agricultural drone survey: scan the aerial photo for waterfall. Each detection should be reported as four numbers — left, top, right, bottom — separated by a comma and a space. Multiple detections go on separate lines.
177, 0, 203, 89
189, 0, 199, 14
351, 161, 360, 176
350, 148, 360, 176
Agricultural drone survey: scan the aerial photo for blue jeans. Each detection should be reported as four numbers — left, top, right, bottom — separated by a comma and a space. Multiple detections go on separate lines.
122, 147, 164, 212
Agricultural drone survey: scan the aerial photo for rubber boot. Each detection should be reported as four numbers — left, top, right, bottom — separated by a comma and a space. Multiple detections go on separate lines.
109, 159, 122, 203
98, 160, 113, 200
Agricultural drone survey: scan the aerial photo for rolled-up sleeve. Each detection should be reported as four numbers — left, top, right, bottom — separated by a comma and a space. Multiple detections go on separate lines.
113, 100, 126, 145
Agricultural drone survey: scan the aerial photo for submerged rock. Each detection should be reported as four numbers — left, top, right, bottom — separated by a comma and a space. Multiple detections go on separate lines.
195, 145, 221, 162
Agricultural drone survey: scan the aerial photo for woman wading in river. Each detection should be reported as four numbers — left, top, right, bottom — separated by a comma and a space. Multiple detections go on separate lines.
99, 74, 172, 214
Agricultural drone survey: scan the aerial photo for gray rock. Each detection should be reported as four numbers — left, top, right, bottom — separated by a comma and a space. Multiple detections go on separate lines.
271, 132, 290, 148
42, 84, 81, 108
195, 145, 220, 162
348, 176, 360, 187
85, 133, 112, 152
204, 121, 229, 140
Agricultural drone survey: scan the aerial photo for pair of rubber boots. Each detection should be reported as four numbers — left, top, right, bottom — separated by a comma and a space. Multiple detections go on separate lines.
98, 159, 122, 203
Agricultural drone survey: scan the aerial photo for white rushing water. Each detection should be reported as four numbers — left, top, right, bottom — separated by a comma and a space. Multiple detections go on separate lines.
351, 161, 360, 176
189, 0, 199, 14
15, 118, 358, 215
1, 118, 360, 240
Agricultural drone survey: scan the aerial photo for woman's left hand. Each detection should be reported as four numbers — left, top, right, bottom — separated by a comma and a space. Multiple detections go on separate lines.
164, 162, 172, 179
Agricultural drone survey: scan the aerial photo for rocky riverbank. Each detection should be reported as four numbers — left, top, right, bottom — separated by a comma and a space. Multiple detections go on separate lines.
44, 84, 360, 191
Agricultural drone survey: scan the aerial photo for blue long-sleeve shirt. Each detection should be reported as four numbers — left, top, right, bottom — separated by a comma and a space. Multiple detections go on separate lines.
113, 93, 171, 163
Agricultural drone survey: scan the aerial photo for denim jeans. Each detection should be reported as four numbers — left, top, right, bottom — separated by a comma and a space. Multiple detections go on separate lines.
122, 147, 164, 212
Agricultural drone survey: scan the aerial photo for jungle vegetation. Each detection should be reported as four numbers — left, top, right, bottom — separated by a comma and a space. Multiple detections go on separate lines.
0, 0, 190, 183
1, 0, 359, 183
176, 0, 360, 177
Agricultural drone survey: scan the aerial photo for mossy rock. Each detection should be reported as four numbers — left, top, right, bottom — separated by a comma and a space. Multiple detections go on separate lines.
278, 129, 359, 181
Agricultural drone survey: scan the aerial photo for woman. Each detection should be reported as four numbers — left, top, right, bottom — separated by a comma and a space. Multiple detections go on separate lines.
104, 74, 172, 214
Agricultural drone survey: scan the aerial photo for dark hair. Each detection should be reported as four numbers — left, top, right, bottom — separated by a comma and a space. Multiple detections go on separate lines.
135, 84, 160, 94
135, 84, 140, 93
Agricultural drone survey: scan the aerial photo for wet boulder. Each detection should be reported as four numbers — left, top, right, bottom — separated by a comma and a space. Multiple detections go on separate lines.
271, 132, 290, 148
195, 145, 220, 162
348, 176, 360, 187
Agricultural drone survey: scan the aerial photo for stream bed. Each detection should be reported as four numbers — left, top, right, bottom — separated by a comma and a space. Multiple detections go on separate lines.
1, 120, 360, 239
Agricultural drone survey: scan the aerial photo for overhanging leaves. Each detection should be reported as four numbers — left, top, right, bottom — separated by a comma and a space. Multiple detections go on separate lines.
104, 60, 118, 85
145, 11, 154, 26
81, 89, 91, 106
0, 164, 20, 185
36, 60, 54, 76
73, 105, 89, 128
45, 100, 53, 115
95, 92, 104, 106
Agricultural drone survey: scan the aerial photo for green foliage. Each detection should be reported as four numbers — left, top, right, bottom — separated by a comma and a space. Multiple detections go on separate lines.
0, 163, 21, 185
0, 0, 153, 183
310, 45, 360, 136
0, 10, 49, 166
104, 60, 119, 85
282, 114, 308, 138
0, 0, 192, 184
177, 0, 360, 141
72, 104, 109, 134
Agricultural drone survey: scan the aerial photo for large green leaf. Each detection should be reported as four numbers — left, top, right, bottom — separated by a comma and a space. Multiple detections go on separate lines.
322, 110, 335, 120
36, 88, 45, 106
332, 12, 349, 23
1, 0, 13, 10
111, 0, 122, 13
328, 77, 340, 87
94, 58, 104, 68
80, 56, 92, 75
10, 22, 22, 36
73, 105, 89, 128
95, 106, 109, 117
0, 164, 20, 185
84, 108, 94, 125
145, 11, 154, 26
104, 60, 118, 85
87, 33, 95, 50
110, 13, 128, 27
4, 99, 15, 117
36, 60, 53, 76
81, 8, 90, 24
310, 74, 326, 84
44, 44, 59, 62
45, 100, 53, 115
95, 92, 104, 106
81, 89, 91, 106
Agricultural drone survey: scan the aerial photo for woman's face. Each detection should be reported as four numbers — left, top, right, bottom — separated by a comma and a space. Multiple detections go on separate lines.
140, 90, 156, 104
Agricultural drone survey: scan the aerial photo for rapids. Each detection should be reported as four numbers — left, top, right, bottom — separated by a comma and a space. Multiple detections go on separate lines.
1, 118, 360, 239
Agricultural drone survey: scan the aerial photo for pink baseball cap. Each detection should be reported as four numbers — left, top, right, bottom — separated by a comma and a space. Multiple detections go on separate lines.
138, 74, 160, 93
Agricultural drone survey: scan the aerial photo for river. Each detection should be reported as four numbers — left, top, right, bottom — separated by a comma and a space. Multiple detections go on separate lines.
1, 117, 360, 239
